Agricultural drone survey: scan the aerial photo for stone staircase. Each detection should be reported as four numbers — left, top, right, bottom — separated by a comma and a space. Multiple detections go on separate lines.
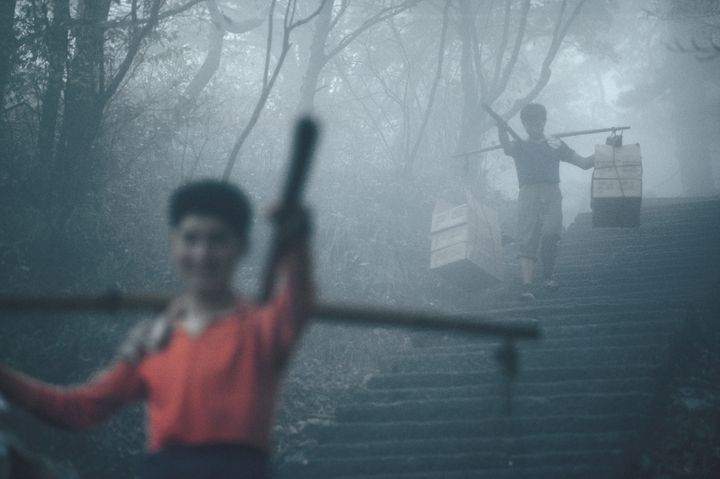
276, 197, 720, 479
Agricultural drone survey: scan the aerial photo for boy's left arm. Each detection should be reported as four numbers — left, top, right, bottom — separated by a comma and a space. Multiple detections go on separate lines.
0, 361, 145, 430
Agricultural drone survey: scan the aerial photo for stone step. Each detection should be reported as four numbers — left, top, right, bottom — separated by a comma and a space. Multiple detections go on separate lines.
555, 261, 715, 276
567, 216, 718, 231
551, 278, 712, 293
547, 284, 706, 302
562, 244, 718, 257
388, 343, 668, 364
405, 332, 671, 354
283, 464, 617, 479
385, 346, 666, 373
354, 377, 656, 403
568, 216, 720, 230
408, 320, 686, 354
428, 317, 682, 339
558, 252, 718, 265
397, 330, 677, 354
554, 261, 715, 277
562, 232, 718, 246
478, 300, 686, 317
335, 392, 653, 423
567, 218, 720, 235
366, 365, 660, 390
285, 448, 624, 477
308, 414, 646, 444
405, 327, 675, 350
561, 232, 718, 245
312, 431, 638, 459
406, 321, 679, 350
569, 208, 718, 224
274, 200, 719, 479
569, 206, 719, 227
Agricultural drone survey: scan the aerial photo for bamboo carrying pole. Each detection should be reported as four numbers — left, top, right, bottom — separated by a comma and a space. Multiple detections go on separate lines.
452, 125, 632, 158
0, 292, 540, 340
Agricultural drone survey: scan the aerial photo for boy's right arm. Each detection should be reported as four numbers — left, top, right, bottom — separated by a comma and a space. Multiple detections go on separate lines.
0, 359, 145, 430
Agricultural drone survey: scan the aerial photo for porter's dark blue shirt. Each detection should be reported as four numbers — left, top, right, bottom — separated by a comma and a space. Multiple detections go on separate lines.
507, 137, 576, 186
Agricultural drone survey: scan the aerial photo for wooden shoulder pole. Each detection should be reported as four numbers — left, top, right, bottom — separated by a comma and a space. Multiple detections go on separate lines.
0, 293, 540, 340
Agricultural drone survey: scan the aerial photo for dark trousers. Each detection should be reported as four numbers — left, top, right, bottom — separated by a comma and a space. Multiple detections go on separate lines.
141, 444, 269, 479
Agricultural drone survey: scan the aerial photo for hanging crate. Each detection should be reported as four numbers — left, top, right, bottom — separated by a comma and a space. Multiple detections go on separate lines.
591, 143, 642, 227
430, 200, 503, 288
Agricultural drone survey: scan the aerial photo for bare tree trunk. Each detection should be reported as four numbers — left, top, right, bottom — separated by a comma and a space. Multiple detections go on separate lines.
54, 0, 167, 203
35, 0, 70, 179
40, 0, 167, 287
0, 0, 16, 106
456, 0, 482, 154
0, 0, 17, 177
403, 1, 450, 176
298, 0, 333, 113
53, 0, 112, 202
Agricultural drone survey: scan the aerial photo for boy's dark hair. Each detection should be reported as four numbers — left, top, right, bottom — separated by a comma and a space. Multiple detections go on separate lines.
169, 179, 252, 240
520, 103, 547, 123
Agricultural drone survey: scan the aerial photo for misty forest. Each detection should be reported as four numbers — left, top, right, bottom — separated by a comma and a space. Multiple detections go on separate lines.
0, 0, 719, 478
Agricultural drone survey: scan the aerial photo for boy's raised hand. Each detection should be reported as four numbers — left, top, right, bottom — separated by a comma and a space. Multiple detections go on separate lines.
270, 206, 313, 252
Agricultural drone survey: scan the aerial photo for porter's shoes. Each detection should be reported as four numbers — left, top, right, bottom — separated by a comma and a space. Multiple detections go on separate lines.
542, 279, 559, 291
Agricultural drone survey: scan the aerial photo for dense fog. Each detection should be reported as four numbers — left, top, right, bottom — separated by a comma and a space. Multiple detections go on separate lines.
0, 1, 718, 478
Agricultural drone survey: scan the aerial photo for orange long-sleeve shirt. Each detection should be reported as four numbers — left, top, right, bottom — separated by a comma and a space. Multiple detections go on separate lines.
0, 247, 313, 453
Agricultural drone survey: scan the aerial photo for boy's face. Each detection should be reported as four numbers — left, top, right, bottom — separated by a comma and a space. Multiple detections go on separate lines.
171, 214, 246, 295
522, 116, 546, 140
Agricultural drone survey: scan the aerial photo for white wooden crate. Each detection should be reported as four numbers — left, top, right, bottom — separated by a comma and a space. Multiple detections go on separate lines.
593, 143, 642, 168
431, 203, 470, 233
591, 143, 643, 227
592, 178, 642, 198
593, 165, 642, 179
430, 201, 503, 287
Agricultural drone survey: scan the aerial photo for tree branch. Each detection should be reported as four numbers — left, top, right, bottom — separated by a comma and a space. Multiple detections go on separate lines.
222, 0, 325, 180
491, 0, 513, 95
70, 0, 205, 30
493, 0, 530, 99
504, 0, 586, 120
335, 62, 395, 162
404, 0, 451, 176
288, 0, 328, 31
99, 0, 163, 108
329, 0, 349, 32
325, 0, 420, 61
